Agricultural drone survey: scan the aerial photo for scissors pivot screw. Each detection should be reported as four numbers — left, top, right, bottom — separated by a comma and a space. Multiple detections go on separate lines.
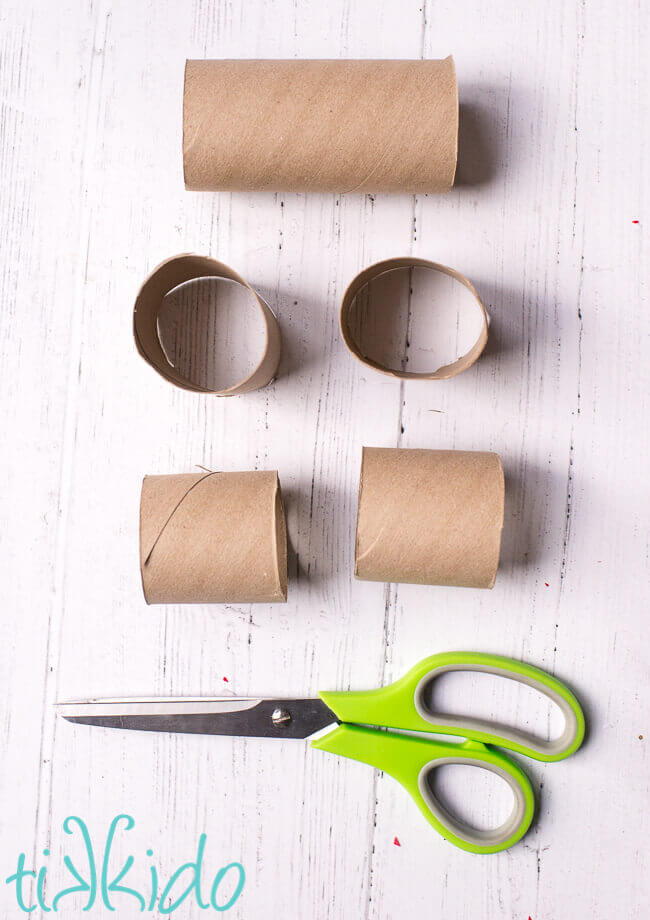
271, 707, 292, 727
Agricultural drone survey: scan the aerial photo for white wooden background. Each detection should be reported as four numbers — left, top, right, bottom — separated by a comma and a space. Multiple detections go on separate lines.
1, 0, 648, 917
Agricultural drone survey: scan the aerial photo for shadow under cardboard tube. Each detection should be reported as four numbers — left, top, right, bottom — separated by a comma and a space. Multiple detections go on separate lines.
454, 102, 499, 188
499, 460, 570, 576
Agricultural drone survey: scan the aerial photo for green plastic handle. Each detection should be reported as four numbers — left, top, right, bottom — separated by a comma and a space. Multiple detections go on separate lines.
311, 723, 536, 854
318, 651, 585, 763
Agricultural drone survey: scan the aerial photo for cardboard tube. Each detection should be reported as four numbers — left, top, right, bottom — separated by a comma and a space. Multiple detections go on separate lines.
133, 254, 282, 395
183, 59, 458, 193
140, 471, 288, 604
340, 258, 488, 379
355, 448, 504, 589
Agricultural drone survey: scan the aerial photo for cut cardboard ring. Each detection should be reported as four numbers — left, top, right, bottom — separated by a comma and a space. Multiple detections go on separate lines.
133, 253, 282, 395
339, 257, 488, 380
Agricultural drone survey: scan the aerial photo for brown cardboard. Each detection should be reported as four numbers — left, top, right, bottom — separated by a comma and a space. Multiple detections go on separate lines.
183, 59, 458, 193
133, 254, 282, 395
140, 471, 288, 604
355, 448, 504, 589
340, 258, 488, 379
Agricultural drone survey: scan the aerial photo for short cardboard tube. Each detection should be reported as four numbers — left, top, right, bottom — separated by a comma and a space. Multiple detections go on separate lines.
133, 254, 282, 395
140, 471, 288, 604
355, 448, 504, 589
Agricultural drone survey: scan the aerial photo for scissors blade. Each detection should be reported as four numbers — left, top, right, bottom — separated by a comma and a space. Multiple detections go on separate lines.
56, 697, 337, 740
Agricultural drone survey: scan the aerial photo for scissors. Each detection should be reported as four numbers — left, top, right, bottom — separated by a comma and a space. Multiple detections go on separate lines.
58, 651, 584, 855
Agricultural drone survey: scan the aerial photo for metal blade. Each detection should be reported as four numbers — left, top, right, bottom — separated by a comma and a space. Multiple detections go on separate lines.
57, 697, 337, 740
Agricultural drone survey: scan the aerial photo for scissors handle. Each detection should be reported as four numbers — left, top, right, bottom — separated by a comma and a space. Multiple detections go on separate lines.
319, 651, 585, 762
312, 723, 535, 854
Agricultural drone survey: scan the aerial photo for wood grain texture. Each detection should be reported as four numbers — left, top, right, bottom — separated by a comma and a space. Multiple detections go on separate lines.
0, 0, 647, 916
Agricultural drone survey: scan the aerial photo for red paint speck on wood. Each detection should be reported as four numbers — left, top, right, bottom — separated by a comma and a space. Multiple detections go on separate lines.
632, 219, 639, 223
544, 582, 549, 587
223, 676, 229, 682
393, 837, 401, 847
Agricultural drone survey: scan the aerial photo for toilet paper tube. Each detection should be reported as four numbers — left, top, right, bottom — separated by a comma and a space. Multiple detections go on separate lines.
183, 58, 458, 194
140, 471, 288, 604
340, 258, 489, 380
355, 448, 504, 589
133, 254, 282, 395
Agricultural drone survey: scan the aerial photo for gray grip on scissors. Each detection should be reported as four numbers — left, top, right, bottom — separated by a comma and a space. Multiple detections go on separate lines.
418, 757, 530, 849
414, 663, 580, 759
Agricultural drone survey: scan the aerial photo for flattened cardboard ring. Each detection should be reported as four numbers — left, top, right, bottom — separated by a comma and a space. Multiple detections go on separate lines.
339, 257, 488, 380
133, 254, 282, 395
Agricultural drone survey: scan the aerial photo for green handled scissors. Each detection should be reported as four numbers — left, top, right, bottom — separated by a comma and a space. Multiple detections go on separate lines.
58, 651, 585, 855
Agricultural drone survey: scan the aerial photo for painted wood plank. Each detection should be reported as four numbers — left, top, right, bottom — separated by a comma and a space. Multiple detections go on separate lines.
0, 0, 647, 917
